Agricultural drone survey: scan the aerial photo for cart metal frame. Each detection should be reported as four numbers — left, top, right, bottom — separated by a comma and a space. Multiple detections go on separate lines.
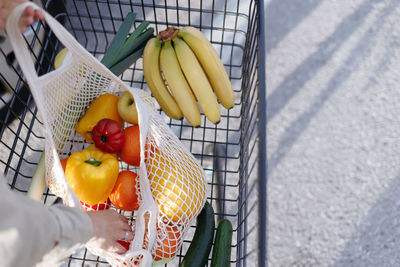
0, 0, 266, 266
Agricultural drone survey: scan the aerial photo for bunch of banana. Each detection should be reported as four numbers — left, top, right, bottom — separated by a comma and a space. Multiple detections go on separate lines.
143, 26, 235, 127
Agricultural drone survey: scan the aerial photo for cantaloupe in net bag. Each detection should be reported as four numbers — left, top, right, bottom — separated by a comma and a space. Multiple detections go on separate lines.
7, 3, 206, 266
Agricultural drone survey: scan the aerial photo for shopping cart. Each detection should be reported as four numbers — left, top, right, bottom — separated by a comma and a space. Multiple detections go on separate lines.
0, 0, 265, 266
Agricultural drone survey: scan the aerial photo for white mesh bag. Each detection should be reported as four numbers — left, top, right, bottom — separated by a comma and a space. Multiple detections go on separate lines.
7, 2, 206, 266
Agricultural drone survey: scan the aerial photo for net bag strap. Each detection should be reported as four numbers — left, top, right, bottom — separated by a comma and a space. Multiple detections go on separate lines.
6, 3, 158, 265
7, 2, 111, 83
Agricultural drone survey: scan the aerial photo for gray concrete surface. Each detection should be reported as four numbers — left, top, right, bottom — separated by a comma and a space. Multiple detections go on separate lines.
266, 0, 400, 266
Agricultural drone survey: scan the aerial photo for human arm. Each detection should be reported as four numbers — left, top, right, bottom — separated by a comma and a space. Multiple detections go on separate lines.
0, 179, 93, 267
0, 178, 133, 267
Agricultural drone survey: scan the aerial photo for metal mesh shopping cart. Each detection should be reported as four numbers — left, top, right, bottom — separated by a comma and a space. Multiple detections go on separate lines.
0, 0, 265, 266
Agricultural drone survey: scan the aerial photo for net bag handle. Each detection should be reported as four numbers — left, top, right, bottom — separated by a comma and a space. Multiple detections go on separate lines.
6, 2, 41, 83
6, 2, 82, 208
6, 2, 109, 84
7, 3, 158, 266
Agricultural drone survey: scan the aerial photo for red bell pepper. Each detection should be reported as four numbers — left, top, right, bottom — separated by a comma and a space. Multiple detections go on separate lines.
92, 119, 125, 153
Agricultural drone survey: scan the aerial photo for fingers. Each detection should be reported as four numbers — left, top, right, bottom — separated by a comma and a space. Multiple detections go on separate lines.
23, 7, 44, 22
18, 6, 44, 33
21, 16, 33, 27
19, 18, 31, 32
125, 231, 134, 241
34, 10, 44, 20
120, 218, 132, 230
24, 6, 34, 18
109, 243, 128, 255
107, 210, 131, 227
19, 25, 26, 33
116, 229, 134, 241
117, 212, 129, 223
86, 209, 135, 254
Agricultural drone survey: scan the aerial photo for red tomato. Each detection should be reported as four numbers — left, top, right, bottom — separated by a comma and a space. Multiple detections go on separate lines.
92, 119, 125, 153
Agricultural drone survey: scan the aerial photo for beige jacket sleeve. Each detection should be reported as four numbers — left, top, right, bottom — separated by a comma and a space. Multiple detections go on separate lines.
0, 178, 94, 267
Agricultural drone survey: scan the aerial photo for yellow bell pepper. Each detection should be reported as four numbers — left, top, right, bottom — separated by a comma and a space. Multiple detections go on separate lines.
65, 148, 119, 205
76, 93, 123, 142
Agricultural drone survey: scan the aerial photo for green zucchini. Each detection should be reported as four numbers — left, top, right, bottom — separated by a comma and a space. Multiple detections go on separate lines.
211, 219, 233, 267
181, 201, 215, 267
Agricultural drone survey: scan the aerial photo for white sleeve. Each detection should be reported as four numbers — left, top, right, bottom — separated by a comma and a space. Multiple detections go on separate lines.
0, 179, 94, 267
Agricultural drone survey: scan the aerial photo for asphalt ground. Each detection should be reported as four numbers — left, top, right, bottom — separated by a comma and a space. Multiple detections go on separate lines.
266, 0, 400, 266
0, 0, 258, 266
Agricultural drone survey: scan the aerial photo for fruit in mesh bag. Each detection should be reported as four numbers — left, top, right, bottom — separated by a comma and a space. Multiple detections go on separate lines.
117, 240, 131, 251
146, 148, 205, 223
118, 125, 141, 166
109, 170, 140, 211
153, 224, 181, 261
54, 48, 69, 69
117, 91, 139, 125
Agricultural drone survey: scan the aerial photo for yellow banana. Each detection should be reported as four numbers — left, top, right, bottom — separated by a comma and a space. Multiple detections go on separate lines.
143, 38, 183, 120
172, 37, 220, 124
160, 41, 201, 127
178, 26, 235, 109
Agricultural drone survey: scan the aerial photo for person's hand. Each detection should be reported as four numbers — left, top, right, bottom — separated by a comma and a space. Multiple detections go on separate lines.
86, 210, 134, 254
0, 0, 44, 32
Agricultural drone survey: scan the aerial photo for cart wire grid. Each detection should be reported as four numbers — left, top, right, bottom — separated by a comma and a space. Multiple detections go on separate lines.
0, 0, 265, 266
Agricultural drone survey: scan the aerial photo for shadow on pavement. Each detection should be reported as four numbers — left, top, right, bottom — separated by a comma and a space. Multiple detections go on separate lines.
266, 0, 323, 53
267, 0, 377, 122
267, 0, 398, 175
334, 171, 400, 266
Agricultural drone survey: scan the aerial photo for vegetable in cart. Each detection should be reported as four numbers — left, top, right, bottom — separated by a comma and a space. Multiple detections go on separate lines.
75, 93, 123, 142
181, 202, 216, 267
211, 219, 233, 267
65, 148, 119, 205
92, 118, 125, 154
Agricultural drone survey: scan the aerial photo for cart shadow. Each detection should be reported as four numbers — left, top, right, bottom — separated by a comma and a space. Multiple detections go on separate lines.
267, 0, 398, 176
266, 0, 323, 53
267, 0, 379, 123
334, 172, 400, 266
